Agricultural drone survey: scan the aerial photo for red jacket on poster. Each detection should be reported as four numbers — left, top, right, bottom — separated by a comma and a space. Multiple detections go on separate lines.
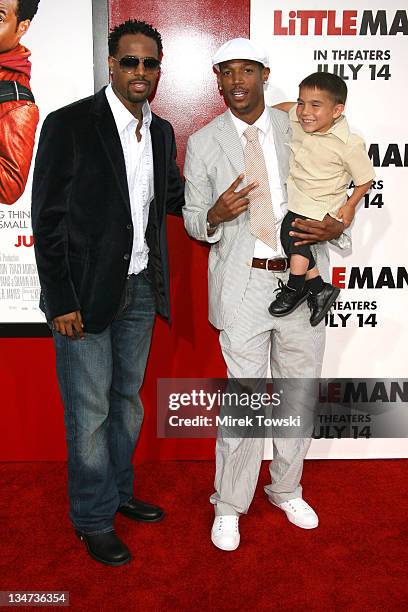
0, 44, 39, 205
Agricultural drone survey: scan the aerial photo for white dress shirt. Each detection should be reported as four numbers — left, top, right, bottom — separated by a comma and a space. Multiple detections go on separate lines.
229, 108, 287, 259
105, 83, 154, 274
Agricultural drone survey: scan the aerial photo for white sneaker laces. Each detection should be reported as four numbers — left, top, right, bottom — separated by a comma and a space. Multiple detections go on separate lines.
215, 516, 239, 532
285, 499, 311, 513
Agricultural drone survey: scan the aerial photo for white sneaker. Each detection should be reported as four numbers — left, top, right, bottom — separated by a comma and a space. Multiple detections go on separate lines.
211, 515, 240, 551
271, 497, 319, 529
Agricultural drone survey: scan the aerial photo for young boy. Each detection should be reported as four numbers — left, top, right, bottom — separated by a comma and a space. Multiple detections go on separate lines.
268, 72, 374, 326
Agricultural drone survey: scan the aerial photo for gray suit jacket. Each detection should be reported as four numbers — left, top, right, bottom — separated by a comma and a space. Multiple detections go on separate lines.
183, 108, 349, 330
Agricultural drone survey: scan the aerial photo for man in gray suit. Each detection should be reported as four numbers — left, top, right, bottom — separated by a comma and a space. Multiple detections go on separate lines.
183, 38, 349, 551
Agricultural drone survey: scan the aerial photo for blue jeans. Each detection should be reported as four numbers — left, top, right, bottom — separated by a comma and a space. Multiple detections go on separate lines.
53, 272, 156, 534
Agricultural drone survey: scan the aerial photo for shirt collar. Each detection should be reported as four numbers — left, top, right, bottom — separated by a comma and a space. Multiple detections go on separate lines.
105, 83, 152, 134
290, 105, 350, 144
228, 106, 270, 138
325, 114, 350, 144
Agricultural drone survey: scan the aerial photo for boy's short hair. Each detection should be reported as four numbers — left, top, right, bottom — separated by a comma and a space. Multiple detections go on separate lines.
299, 72, 347, 105
16, 0, 40, 23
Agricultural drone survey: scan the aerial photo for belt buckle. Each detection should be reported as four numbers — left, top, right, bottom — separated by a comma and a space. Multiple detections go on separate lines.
265, 257, 288, 272
265, 257, 274, 271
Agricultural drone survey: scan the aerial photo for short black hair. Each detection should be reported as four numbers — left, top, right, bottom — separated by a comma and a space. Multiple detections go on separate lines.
299, 72, 347, 105
16, 0, 40, 23
108, 20, 163, 57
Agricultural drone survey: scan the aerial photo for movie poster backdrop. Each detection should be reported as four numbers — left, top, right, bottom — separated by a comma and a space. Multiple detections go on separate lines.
0, 0, 94, 325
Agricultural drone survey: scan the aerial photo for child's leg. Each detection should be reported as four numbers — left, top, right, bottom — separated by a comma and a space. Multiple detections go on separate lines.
305, 265, 325, 295
271, 211, 340, 324
304, 263, 340, 327
288, 249, 322, 294
287, 254, 309, 292
269, 213, 313, 317
291, 255, 309, 275
305, 267, 318, 280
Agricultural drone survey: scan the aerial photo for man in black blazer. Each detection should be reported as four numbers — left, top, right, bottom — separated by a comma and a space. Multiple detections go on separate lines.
31, 20, 184, 566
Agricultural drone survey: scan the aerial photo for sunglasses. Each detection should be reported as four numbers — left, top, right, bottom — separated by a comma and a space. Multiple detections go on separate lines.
111, 56, 161, 73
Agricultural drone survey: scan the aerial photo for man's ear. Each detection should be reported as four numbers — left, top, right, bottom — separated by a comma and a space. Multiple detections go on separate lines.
333, 103, 345, 119
16, 19, 31, 40
262, 67, 270, 84
216, 73, 222, 91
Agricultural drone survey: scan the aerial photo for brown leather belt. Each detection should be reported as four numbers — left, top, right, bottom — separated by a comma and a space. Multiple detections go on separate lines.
252, 257, 289, 272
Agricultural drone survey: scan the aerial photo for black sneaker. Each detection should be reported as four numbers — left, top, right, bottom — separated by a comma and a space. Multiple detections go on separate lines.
269, 279, 309, 317
307, 282, 340, 326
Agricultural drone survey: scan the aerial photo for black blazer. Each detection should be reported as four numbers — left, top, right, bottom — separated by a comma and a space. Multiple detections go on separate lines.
32, 88, 184, 333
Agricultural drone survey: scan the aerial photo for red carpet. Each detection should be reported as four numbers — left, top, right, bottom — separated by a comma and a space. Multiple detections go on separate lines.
0, 460, 407, 611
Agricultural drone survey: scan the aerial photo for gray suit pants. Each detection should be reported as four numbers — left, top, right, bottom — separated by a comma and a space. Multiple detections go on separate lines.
211, 267, 325, 516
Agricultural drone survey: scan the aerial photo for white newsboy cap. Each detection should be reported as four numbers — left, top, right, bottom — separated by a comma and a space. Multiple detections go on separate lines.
212, 37, 270, 70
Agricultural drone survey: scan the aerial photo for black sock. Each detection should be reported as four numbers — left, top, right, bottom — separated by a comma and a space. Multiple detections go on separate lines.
287, 273, 306, 292
306, 276, 325, 294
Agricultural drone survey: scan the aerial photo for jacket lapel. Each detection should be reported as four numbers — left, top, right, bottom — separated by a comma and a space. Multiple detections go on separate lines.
215, 107, 291, 190
268, 107, 291, 188
150, 114, 164, 223
92, 88, 131, 213
215, 111, 245, 179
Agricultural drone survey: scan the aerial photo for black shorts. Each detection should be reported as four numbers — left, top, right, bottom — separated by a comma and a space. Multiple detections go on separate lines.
280, 211, 315, 270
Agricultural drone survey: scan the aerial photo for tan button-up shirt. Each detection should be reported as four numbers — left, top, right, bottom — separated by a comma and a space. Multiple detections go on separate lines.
287, 106, 375, 220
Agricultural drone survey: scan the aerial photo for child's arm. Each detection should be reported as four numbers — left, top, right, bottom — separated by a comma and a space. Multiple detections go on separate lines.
337, 180, 373, 228
272, 102, 296, 113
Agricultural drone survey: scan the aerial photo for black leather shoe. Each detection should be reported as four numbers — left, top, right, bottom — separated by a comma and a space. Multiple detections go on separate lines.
117, 497, 165, 522
269, 279, 309, 317
75, 530, 131, 566
307, 282, 340, 326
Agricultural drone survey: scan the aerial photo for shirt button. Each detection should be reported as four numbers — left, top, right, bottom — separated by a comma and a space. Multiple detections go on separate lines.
123, 254, 130, 261
126, 224, 132, 230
